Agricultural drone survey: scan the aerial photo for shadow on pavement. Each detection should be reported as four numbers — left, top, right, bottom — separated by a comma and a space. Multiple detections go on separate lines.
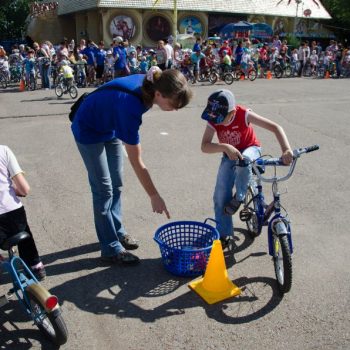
40, 241, 282, 325
0, 309, 59, 349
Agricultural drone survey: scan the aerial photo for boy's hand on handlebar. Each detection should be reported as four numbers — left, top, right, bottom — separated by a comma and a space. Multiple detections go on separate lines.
282, 149, 293, 165
224, 145, 243, 161
151, 194, 170, 219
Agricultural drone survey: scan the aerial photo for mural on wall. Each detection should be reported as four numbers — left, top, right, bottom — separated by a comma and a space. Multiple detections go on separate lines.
146, 15, 171, 41
179, 17, 203, 36
273, 17, 287, 36
110, 15, 136, 40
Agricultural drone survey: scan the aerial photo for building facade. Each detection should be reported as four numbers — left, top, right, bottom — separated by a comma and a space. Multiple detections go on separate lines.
27, 0, 332, 46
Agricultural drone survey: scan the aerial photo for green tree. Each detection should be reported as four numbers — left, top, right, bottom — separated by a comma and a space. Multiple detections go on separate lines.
0, 0, 30, 40
321, 0, 350, 39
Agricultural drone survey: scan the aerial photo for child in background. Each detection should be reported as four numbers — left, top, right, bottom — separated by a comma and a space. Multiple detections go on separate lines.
104, 50, 115, 80
200, 89, 293, 248
76, 53, 87, 87
128, 51, 138, 74
0, 145, 46, 280
60, 60, 74, 88
310, 50, 318, 74
23, 49, 36, 88
139, 56, 148, 74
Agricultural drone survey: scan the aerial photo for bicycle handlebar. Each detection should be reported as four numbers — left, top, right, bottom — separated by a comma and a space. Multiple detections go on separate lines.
251, 144, 319, 183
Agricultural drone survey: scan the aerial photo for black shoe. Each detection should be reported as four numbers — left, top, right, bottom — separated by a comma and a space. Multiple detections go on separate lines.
101, 251, 140, 265
119, 234, 139, 250
224, 197, 242, 215
220, 236, 236, 251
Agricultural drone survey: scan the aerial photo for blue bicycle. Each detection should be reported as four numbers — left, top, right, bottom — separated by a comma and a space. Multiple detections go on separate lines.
239, 145, 319, 294
0, 232, 68, 345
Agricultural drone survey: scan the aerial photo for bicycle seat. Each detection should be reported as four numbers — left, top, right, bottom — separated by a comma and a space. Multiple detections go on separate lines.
0, 231, 30, 251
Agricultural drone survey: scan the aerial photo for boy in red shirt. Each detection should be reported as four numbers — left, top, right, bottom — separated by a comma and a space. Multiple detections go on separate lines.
201, 90, 293, 247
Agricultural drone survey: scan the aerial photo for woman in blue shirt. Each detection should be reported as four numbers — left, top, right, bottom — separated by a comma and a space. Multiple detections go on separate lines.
71, 67, 192, 264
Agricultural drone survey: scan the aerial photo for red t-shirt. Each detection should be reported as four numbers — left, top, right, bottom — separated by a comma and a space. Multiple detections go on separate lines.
209, 105, 261, 151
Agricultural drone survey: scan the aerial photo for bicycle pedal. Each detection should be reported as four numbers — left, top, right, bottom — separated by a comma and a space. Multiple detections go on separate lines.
239, 208, 253, 222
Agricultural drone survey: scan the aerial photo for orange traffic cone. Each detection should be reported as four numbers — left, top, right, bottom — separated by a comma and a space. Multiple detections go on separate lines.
266, 71, 272, 80
239, 73, 245, 81
19, 79, 25, 92
325, 70, 330, 79
189, 240, 241, 304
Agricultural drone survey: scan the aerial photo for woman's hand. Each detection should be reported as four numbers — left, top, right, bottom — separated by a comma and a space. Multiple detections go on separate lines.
151, 194, 170, 219
282, 149, 293, 165
224, 144, 243, 161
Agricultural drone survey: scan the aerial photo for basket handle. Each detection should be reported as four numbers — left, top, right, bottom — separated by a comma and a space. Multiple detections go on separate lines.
204, 218, 218, 226
153, 237, 162, 245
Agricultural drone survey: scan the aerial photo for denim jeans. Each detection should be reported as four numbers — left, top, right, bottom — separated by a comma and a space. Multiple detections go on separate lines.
213, 146, 261, 238
76, 138, 127, 257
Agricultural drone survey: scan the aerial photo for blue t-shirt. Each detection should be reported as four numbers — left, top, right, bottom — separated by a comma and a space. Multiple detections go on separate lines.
113, 45, 127, 70
71, 74, 148, 145
95, 49, 106, 66
80, 46, 97, 65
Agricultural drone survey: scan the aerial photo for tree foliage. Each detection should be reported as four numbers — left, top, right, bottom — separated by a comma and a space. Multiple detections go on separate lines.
0, 0, 30, 40
322, 0, 350, 32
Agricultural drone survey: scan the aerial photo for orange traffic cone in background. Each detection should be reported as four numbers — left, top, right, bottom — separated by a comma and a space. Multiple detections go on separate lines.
325, 70, 330, 79
266, 71, 272, 80
240, 73, 245, 81
19, 79, 25, 92
189, 240, 241, 304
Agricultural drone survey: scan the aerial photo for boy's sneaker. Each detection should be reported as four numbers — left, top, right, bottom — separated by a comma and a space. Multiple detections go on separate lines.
224, 197, 243, 215
30, 265, 46, 281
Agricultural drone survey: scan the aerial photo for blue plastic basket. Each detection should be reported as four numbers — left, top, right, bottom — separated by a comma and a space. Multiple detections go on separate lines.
154, 219, 220, 277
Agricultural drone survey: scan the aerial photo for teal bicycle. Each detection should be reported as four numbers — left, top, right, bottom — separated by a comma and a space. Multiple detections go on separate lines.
239, 145, 319, 294
0, 231, 68, 345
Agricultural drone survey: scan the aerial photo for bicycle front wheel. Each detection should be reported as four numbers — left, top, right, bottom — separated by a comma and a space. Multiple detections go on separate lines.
69, 85, 78, 99
273, 234, 292, 294
243, 185, 261, 238
26, 284, 68, 345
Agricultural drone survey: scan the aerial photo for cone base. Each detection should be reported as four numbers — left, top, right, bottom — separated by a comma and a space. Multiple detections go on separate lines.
189, 277, 241, 304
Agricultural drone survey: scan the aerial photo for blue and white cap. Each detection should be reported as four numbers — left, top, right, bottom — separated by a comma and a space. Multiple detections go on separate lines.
201, 89, 236, 124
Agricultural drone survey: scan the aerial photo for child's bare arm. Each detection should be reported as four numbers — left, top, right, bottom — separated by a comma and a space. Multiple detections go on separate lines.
247, 110, 293, 164
11, 173, 30, 197
201, 125, 243, 160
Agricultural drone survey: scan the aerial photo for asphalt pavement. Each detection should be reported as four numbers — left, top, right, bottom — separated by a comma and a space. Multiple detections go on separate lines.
0, 77, 349, 350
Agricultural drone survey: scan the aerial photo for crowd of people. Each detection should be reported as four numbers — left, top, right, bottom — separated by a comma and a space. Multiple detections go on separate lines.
1, 34, 350, 91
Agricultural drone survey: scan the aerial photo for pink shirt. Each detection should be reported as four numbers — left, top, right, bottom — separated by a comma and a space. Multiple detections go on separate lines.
0, 145, 23, 214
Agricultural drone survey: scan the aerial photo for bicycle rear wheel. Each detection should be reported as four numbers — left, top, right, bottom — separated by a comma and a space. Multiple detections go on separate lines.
248, 69, 257, 81
26, 284, 68, 345
274, 65, 283, 79
273, 233, 292, 294
69, 85, 78, 99
55, 84, 64, 98
242, 185, 261, 238
223, 73, 234, 85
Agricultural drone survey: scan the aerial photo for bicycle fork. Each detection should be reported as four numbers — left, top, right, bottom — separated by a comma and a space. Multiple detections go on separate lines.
267, 189, 293, 256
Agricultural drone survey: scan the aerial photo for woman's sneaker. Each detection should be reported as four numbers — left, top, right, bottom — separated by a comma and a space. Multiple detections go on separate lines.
119, 234, 139, 250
